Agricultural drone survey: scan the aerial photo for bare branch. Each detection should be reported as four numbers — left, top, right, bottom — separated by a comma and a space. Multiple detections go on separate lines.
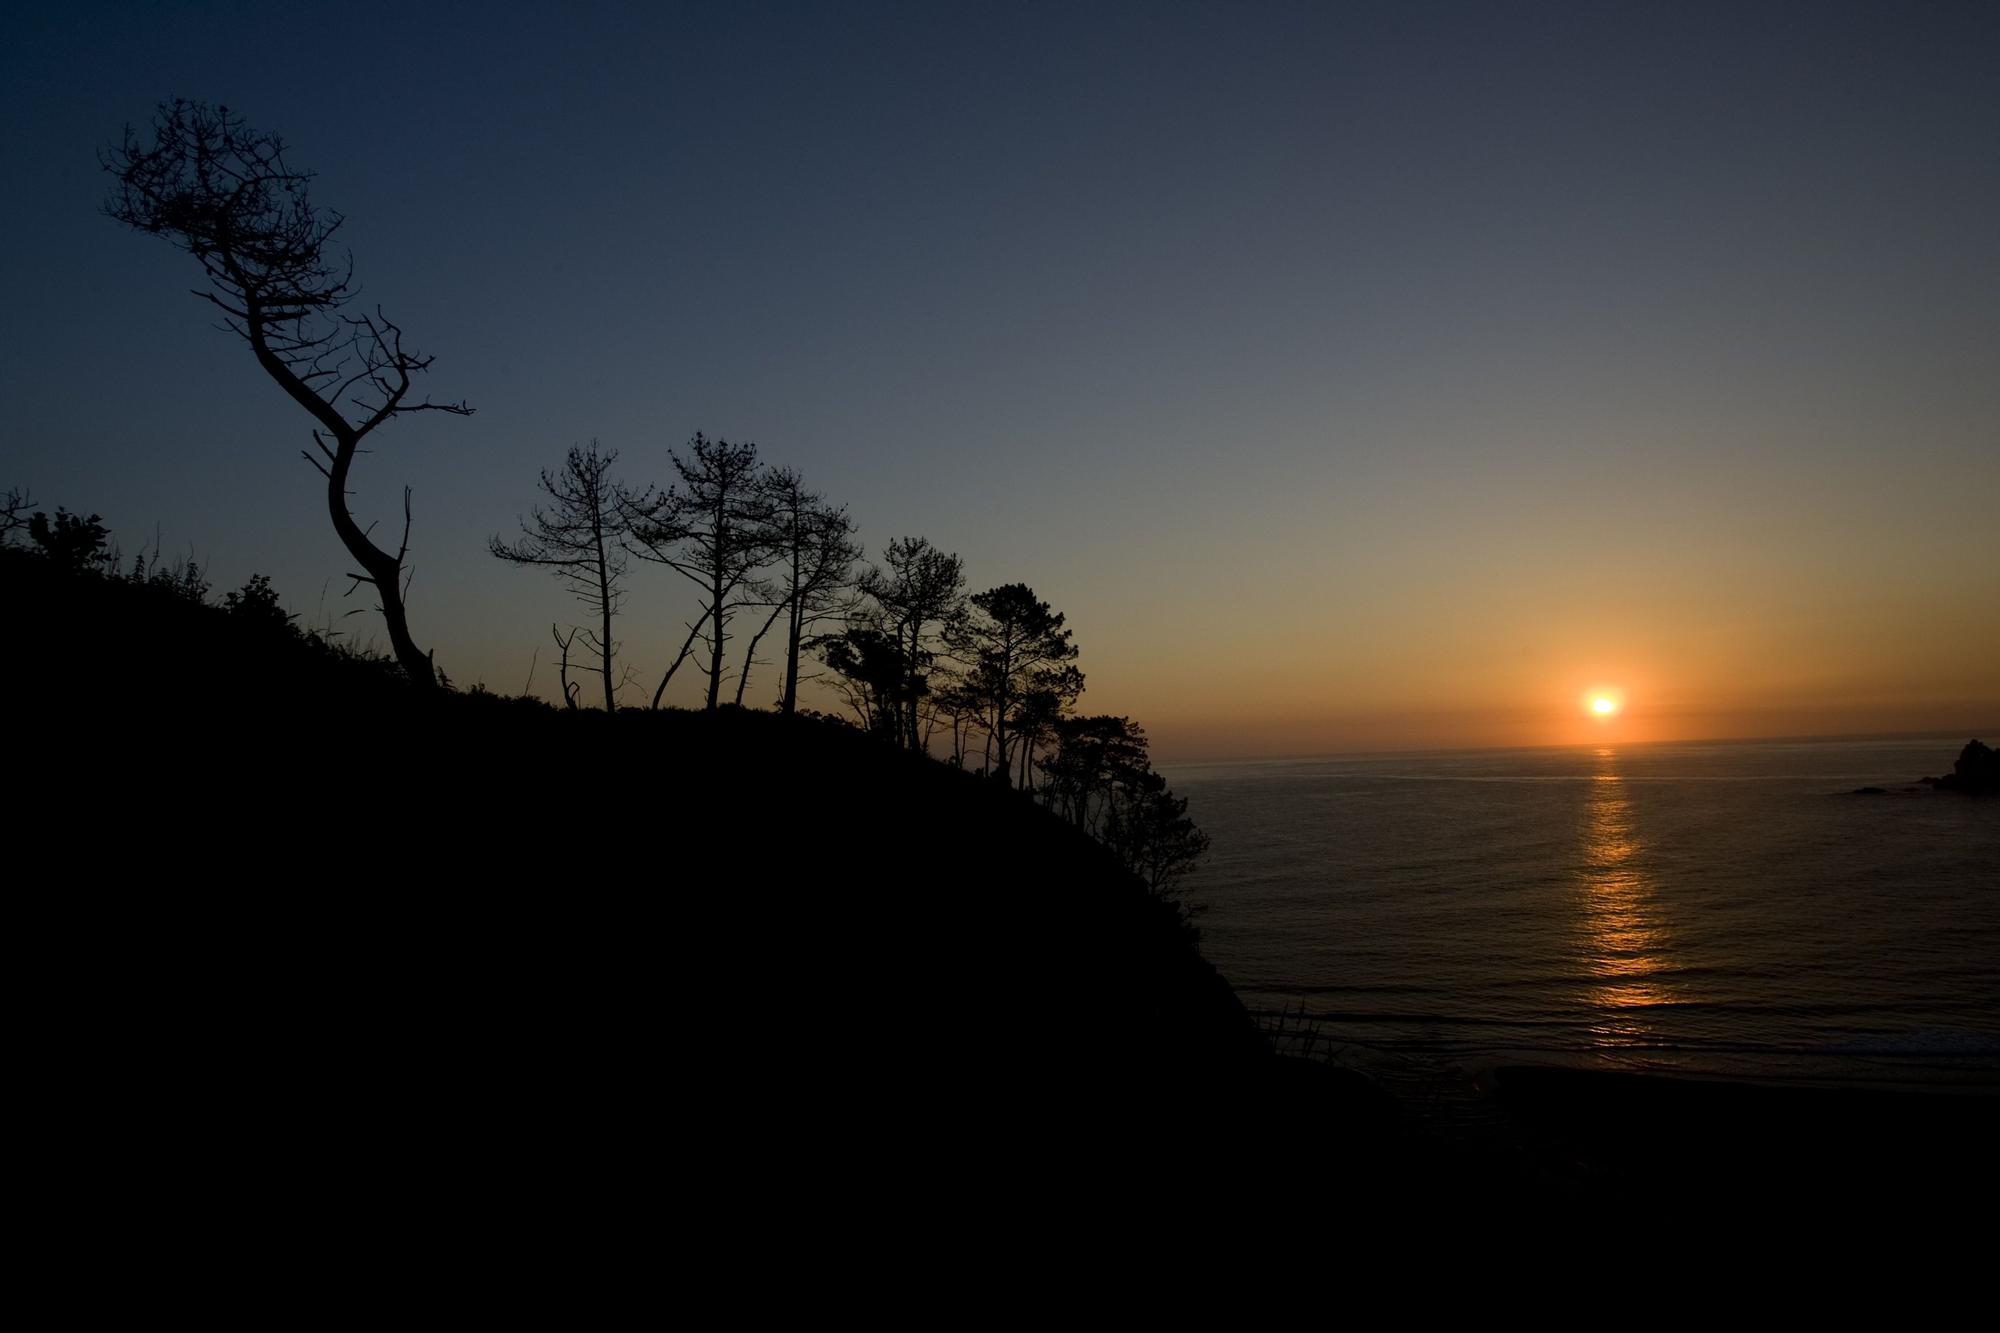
491, 443, 630, 711
103, 99, 472, 687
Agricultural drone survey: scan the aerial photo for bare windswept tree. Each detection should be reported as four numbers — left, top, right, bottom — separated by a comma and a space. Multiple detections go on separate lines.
102, 100, 471, 688
624, 433, 772, 710
845, 536, 967, 752
732, 468, 861, 712
491, 442, 630, 712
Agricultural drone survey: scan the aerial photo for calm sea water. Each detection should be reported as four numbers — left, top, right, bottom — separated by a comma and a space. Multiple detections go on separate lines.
1169, 736, 2000, 1088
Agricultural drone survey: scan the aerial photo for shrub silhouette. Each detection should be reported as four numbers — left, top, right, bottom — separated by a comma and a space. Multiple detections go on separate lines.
222, 573, 297, 634
28, 508, 113, 572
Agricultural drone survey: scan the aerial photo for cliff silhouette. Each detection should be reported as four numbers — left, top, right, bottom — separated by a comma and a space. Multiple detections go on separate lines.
18, 547, 1994, 1222
9, 546, 1419, 1210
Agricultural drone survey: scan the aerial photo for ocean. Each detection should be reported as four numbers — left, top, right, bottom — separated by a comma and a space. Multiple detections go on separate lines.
1169, 735, 2000, 1089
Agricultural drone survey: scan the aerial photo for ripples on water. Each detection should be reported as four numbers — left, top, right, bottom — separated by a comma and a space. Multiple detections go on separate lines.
1169, 736, 2000, 1087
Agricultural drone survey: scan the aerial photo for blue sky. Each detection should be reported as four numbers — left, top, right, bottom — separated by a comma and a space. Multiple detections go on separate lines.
5, 2, 1996, 755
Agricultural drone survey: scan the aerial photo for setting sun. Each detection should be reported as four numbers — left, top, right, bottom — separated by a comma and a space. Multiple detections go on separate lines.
1582, 688, 1626, 718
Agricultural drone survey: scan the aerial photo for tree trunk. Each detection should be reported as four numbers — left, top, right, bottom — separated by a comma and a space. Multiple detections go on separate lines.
595, 510, 615, 713
781, 600, 802, 717
706, 558, 727, 710
705, 488, 728, 710
651, 604, 713, 709
914, 685, 924, 751
325, 439, 433, 688
245, 302, 436, 689
735, 599, 787, 707
780, 541, 804, 717
905, 619, 923, 752
993, 678, 1011, 787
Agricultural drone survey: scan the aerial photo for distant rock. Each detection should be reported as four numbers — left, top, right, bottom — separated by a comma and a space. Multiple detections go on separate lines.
1917, 739, 1999, 794
1850, 786, 1887, 795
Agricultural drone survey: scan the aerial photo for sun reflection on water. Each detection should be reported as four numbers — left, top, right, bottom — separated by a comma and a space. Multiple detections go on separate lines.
1575, 748, 1681, 1045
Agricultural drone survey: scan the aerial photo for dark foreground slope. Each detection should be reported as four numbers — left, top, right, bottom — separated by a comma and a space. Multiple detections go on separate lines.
14, 556, 1991, 1249
12, 553, 1421, 1232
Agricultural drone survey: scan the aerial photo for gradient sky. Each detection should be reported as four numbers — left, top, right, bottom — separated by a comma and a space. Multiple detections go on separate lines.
5, 1, 1996, 759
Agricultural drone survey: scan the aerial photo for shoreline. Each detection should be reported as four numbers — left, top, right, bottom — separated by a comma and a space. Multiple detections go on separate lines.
1320, 1057, 2000, 1201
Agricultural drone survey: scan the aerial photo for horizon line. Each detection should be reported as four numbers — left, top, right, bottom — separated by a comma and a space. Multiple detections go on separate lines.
1159, 725, 1998, 769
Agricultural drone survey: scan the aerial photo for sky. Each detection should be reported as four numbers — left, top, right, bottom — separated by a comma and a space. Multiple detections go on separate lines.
4, 1, 1996, 760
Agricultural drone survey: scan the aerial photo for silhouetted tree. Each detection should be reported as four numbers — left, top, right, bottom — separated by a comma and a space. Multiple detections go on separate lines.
490, 442, 631, 712
734, 468, 861, 711
956, 583, 1080, 785
1009, 663, 1086, 790
103, 100, 472, 688
930, 675, 986, 768
1105, 771, 1211, 898
625, 433, 771, 710
1041, 715, 1152, 831
821, 626, 909, 741
1038, 713, 1208, 900
848, 537, 966, 751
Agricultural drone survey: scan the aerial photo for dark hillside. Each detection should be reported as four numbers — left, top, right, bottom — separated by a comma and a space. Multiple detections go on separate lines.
12, 550, 1389, 1218
31, 549, 1967, 1225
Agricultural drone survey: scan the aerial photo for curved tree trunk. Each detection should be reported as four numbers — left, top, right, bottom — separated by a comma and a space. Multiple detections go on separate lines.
326, 464, 434, 687
246, 310, 437, 689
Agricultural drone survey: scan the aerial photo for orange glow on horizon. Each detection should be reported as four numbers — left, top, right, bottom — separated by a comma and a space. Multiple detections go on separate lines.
1085, 604, 1998, 761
